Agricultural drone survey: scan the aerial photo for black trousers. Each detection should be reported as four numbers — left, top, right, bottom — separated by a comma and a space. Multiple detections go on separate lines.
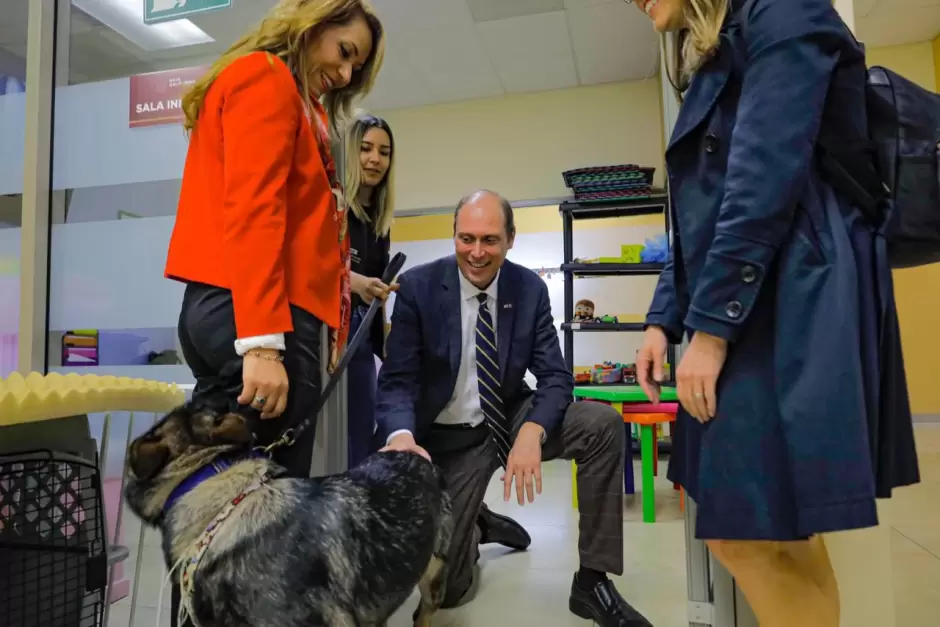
171, 282, 324, 626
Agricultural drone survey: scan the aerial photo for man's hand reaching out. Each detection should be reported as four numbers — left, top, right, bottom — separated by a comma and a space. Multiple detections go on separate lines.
503, 422, 544, 505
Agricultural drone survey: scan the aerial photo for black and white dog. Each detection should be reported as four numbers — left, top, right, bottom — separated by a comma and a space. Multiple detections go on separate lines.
124, 402, 452, 627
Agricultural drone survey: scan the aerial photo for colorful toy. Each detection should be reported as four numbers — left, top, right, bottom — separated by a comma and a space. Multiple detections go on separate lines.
594, 314, 619, 323
574, 299, 595, 321
62, 329, 99, 366
591, 361, 624, 384
620, 245, 644, 263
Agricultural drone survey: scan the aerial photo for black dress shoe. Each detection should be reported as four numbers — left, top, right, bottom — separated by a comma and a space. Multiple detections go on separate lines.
569, 575, 653, 627
478, 506, 531, 551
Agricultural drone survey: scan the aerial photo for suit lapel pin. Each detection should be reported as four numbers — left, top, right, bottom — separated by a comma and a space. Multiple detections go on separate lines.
503, 303, 512, 309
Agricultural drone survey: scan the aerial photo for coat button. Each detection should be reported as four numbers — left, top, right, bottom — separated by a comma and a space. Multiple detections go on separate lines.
725, 301, 743, 319
704, 133, 719, 153
741, 265, 757, 283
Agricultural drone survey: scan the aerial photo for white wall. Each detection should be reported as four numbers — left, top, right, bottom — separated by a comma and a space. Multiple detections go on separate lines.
381, 80, 665, 209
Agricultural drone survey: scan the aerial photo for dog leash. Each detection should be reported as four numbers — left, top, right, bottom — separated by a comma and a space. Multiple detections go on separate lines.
261, 252, 407, 455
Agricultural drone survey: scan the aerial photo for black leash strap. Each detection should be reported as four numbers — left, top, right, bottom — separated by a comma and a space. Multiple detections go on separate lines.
263, 252, 407, 452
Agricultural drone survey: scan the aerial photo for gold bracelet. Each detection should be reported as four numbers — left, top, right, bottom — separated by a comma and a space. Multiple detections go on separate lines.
245, 350, 284, 362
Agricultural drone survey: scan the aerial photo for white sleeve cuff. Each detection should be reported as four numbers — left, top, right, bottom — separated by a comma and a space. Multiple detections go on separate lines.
386, 429, 413, 446
234, 333, 286, 356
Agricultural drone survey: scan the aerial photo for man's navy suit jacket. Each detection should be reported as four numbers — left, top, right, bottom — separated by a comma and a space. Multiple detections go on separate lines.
375, 255, 573, 442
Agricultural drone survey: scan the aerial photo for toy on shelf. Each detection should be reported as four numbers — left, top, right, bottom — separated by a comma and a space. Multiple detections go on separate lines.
620, 245, 644, 263
62, 329, 99, 366
640, 233, 669, 263
591, 361, 624, 384
574, 362, 670, 386
574, 299, 595, 321
569, 311, 619, 325
573, 242, 647, 266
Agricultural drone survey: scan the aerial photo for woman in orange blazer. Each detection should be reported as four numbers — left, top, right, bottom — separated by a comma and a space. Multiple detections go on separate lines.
165, 0, 385, 479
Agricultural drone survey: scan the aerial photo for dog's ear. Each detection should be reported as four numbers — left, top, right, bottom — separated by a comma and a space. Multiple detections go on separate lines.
129, 437, 170, 480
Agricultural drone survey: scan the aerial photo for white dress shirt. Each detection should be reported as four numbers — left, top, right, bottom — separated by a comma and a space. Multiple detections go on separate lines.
234, 333, 286, 356
386, 269, 499, 444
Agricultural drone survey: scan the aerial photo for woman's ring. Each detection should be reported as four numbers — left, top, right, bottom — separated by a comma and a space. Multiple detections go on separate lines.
694, 392, 704, 399
253, 396, 266, 406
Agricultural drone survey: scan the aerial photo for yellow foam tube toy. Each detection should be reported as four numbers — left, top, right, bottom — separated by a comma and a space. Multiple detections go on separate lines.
0, 372, 185, 426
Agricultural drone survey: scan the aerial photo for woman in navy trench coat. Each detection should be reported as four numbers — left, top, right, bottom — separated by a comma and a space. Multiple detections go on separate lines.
634, 0, 920, 625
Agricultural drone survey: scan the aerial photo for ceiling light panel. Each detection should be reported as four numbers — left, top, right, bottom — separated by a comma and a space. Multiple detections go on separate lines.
73, 0, 213, 51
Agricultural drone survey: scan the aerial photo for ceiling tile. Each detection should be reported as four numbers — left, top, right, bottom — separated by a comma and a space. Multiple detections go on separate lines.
370, 0, 474, 36
563, 0, 621, 7
476, 11, 578, 93
187, 0, 276, 43
361, 39, 433, 110
468, 0, 565, 23
400, 23, 504, 103
567, 1, 659, 84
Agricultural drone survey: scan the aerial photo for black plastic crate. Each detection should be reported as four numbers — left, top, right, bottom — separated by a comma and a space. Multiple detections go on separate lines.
0, 450, 108, 627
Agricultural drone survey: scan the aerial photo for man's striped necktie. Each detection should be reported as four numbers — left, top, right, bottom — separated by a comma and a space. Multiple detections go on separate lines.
475, 292, 511, 466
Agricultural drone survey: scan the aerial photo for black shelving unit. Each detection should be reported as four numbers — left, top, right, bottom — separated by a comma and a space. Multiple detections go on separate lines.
560, 321, 646, 332
561, 262, 665, 276
560, 192, 676, 377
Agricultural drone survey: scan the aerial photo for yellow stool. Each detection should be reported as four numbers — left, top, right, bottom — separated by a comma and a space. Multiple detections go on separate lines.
572, 460, 579, 509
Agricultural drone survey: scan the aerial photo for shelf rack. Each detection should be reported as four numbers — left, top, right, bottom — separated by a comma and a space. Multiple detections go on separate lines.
560, 192, 676, 379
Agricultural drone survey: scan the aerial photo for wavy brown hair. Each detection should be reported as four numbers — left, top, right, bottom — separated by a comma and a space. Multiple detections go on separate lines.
342, 112, 395, 237
181, 0, 384, 134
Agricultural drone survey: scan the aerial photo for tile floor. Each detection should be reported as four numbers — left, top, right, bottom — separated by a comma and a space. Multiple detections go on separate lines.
107, 425, 940, 627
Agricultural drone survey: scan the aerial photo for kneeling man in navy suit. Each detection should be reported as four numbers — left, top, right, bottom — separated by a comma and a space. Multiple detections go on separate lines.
377, 190, 653, 626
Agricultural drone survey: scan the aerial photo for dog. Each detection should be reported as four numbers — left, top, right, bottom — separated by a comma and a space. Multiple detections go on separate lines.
124, 402, 453, 627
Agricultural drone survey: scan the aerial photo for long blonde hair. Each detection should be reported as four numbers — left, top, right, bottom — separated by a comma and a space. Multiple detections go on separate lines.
181, 0, 385, 134
664, 0, 729, 97
342, 112, 395, 237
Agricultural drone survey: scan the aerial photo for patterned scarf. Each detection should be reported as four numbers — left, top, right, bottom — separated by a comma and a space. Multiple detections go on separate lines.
306, 99, 350, 372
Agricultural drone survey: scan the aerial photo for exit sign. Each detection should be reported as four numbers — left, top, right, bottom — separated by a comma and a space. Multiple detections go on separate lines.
144, 0, 232, 25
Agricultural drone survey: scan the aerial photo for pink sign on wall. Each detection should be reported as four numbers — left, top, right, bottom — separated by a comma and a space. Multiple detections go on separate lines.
128, 65, 209, 128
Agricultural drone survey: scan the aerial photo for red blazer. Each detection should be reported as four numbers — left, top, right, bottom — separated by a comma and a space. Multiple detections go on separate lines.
165, 52, 346, 338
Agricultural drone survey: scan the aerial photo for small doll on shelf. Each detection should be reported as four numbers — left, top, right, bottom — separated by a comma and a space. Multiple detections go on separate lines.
574, 299, 595, 321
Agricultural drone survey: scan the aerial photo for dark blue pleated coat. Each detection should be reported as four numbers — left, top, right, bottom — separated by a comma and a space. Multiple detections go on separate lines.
646, 0, 921, 540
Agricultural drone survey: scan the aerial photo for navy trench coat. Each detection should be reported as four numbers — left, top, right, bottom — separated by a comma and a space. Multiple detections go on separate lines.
646, 0, 920, 541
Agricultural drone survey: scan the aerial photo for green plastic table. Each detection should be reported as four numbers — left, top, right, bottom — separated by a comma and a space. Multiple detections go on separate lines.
572, 384, 678, 403
572, 385, 679, 523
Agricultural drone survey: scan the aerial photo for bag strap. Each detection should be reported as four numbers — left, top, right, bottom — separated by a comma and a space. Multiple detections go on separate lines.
816, 128, 886, 222
730, 0, 886, 223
